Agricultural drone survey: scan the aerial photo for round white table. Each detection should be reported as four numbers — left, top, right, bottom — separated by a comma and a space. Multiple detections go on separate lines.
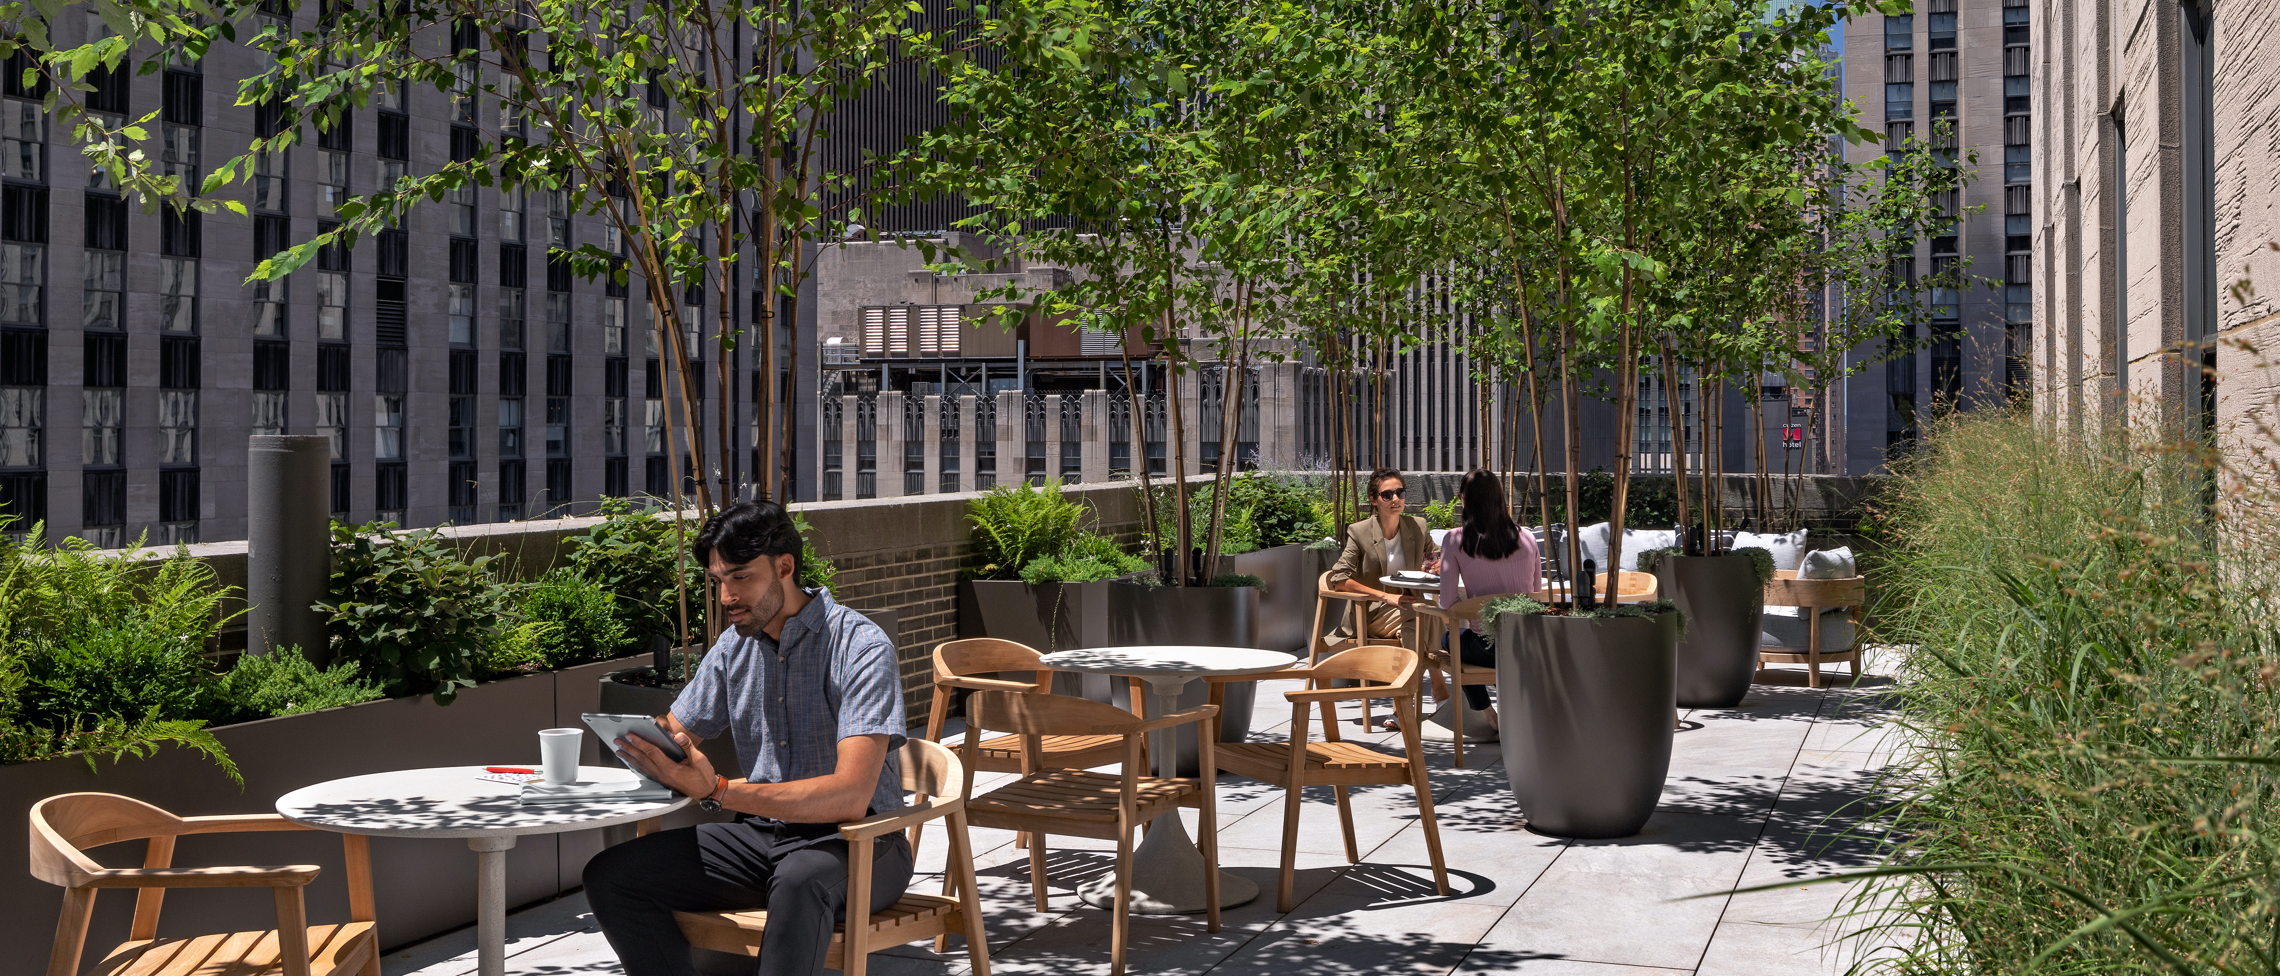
1378, 574, 1442, 594
1036, 646, 1297, 914
277, 766, 689, 976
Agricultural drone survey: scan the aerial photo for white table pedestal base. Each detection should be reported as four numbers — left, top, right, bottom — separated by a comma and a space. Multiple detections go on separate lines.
1076, 814, 1258, 914
1416, 698, 1499, 742
470, 835, 516, 976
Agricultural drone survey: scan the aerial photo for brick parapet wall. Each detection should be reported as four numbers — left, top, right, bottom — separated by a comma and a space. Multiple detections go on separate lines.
129, 472, 1880, 725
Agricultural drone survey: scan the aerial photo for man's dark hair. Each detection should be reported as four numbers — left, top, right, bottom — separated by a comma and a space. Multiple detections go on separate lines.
1366, 468, 1406, 497
693, 501, 803, 575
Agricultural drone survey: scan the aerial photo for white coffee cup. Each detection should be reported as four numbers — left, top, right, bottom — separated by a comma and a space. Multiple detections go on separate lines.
539, 728, 583, 785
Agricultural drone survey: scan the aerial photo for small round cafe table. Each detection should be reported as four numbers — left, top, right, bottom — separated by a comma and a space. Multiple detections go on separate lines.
277, 766, 688, 976
1037, 645, 1298, 914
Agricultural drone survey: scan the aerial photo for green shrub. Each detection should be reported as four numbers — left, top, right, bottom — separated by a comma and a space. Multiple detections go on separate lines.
204, 646, 382, 725
320, 521, 505, 704
968, 480, 1089, 579
1477, 594, 1547, 644
510, 570, 631, 668
1423, 497, 1459, 530
1231, 474, 1336, 547
1208, 573, 1264, 591
1147, 483, 1261, 556
1022, 553, 1130, 584
568, 498, 707, 647
482, 623, 554, 677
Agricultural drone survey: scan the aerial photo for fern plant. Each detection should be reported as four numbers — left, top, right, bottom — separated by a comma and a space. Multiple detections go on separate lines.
967, 480, 1089, 580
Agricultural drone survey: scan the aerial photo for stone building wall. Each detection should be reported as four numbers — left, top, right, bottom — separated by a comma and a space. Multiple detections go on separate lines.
2032, 0, 2280, 473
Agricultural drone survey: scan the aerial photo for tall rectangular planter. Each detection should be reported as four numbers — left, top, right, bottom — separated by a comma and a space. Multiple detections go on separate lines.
1224, 544, 1310, 653
1, 656, 646, 976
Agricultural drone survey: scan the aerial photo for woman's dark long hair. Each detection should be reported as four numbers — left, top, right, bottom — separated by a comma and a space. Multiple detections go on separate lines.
1457, 469, 1522, 561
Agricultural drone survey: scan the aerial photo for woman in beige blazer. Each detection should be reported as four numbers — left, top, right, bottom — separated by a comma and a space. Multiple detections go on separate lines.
1326, 469, 1440, 641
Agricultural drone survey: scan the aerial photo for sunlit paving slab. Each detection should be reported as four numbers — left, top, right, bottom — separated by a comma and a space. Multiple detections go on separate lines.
385, 658, 1901, 976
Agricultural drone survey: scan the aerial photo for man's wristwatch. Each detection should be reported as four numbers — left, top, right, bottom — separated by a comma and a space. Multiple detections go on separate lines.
697, 775, 726, 813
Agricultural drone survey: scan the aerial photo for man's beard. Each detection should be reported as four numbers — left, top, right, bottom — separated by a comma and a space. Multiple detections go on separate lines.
732, 584, 784, 637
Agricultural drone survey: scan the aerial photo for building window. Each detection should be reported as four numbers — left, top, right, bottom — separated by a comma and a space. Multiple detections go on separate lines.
604, 397, 626, 456
81, 470, 124, 547
161, 124, 199, 187
374, 460, 405, 525
644, 398, 664, 454
0, 387, 40, 467
159, 390, 197, 464
82, 251, 123, 331
251, 392, 286, 435
321, 149, 349, 214
499, 186, 524, 242
499, 397, 524, 458
547, 186, 570, 248
449, 283, 476, 345
82, 389, 120, 465
605, 296, 627, 354
450, 181, 477, 237
497, 460, 523, 521
253, 277, 287, 337
546, 396, 568, 457
157, 468, 197, 544
320, 392, 348, 460
0, 243, 41, 325
546, 292, 571, 353
500, 287, 526, 351
449, 393, 475, 460
160, 257, 197, 332
1884, 13, 1912, 51
5, 96, 42, 181
317, 269, 347, 340
254, 150, 287, 213
375, 393, 405, 460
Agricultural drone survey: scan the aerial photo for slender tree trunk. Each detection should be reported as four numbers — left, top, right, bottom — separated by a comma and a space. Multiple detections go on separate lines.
1662, 339, 1692, 554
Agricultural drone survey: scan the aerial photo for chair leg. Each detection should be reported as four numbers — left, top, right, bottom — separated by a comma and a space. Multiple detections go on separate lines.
948, 812, 992, 976
1110, 824, 1134, 976
1333, 786, 1359, 863
1451, 697, 1465, 769
1408, 748, 1451, 897
1277, 774, 1304, 913
1028, 832, 1050, 912
933, 864, 958, 955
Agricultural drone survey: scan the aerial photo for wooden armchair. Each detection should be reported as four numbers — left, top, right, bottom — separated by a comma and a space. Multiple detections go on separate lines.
1407, 594, 1496, 768
920, 638, 1146, 858
674, 739, 990, 976
958, 691, 1221, 976
1209, 645, 1449, 911
31, 793, 380, 976
1760, 570, 1867, 688
1312, 570, 1404, 727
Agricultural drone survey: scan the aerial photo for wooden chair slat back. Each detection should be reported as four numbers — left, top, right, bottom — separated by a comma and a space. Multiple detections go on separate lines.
1593, 571, 1659, 600
934, 639, 1047, 681
30, 793, 182, 887
1764, 575, 1865, 607
1441, 594, 1497, 621
898, 738, 965, 797
1310, 645, 1419, 688
966, 690, 1143, 737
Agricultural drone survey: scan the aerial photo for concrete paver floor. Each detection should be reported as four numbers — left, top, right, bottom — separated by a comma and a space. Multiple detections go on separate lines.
384, 653, 1905, 976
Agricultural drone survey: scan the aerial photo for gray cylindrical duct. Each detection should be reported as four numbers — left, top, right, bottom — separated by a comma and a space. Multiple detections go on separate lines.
247, 435, 333, 662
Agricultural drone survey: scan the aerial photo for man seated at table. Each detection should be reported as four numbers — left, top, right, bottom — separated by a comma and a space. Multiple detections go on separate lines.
585, 500, 909, 976
1328, 467, 1441, 642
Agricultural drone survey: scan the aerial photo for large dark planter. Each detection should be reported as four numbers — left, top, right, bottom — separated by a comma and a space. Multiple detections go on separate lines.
1225, 544, 1310, 653
1101, 582, 1267, 775
1654, 554, 1766, 709
956, 579, 1110, 653
1496, 610, 1679, 838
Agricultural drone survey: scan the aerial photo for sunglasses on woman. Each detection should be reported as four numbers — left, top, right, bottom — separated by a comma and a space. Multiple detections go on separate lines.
1375, 489, 1405, 500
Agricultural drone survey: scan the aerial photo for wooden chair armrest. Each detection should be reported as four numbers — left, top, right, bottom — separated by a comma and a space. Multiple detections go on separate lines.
1318, 588, 1377, 603
934, 674, 1043, 694
1282, 685, 1396, 704
840, 795, 961, 842
1202, 665, 1314, 684
83, 865, 323, 889
1134, 704, 1220, 733
176, 814, 317, 836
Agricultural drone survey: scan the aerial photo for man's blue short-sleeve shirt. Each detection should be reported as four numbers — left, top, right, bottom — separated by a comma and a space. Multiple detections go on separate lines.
670, 589, 906, 819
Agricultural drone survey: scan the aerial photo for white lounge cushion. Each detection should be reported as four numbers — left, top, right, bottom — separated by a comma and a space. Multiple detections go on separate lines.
1762, 606, 1854, 651
1799, 546, 1857, 579
1575, 522, 1678, 572
1733, 529, 1810, 571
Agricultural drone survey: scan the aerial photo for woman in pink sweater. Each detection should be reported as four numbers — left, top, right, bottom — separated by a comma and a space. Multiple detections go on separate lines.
1408, 469, 1540, 732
